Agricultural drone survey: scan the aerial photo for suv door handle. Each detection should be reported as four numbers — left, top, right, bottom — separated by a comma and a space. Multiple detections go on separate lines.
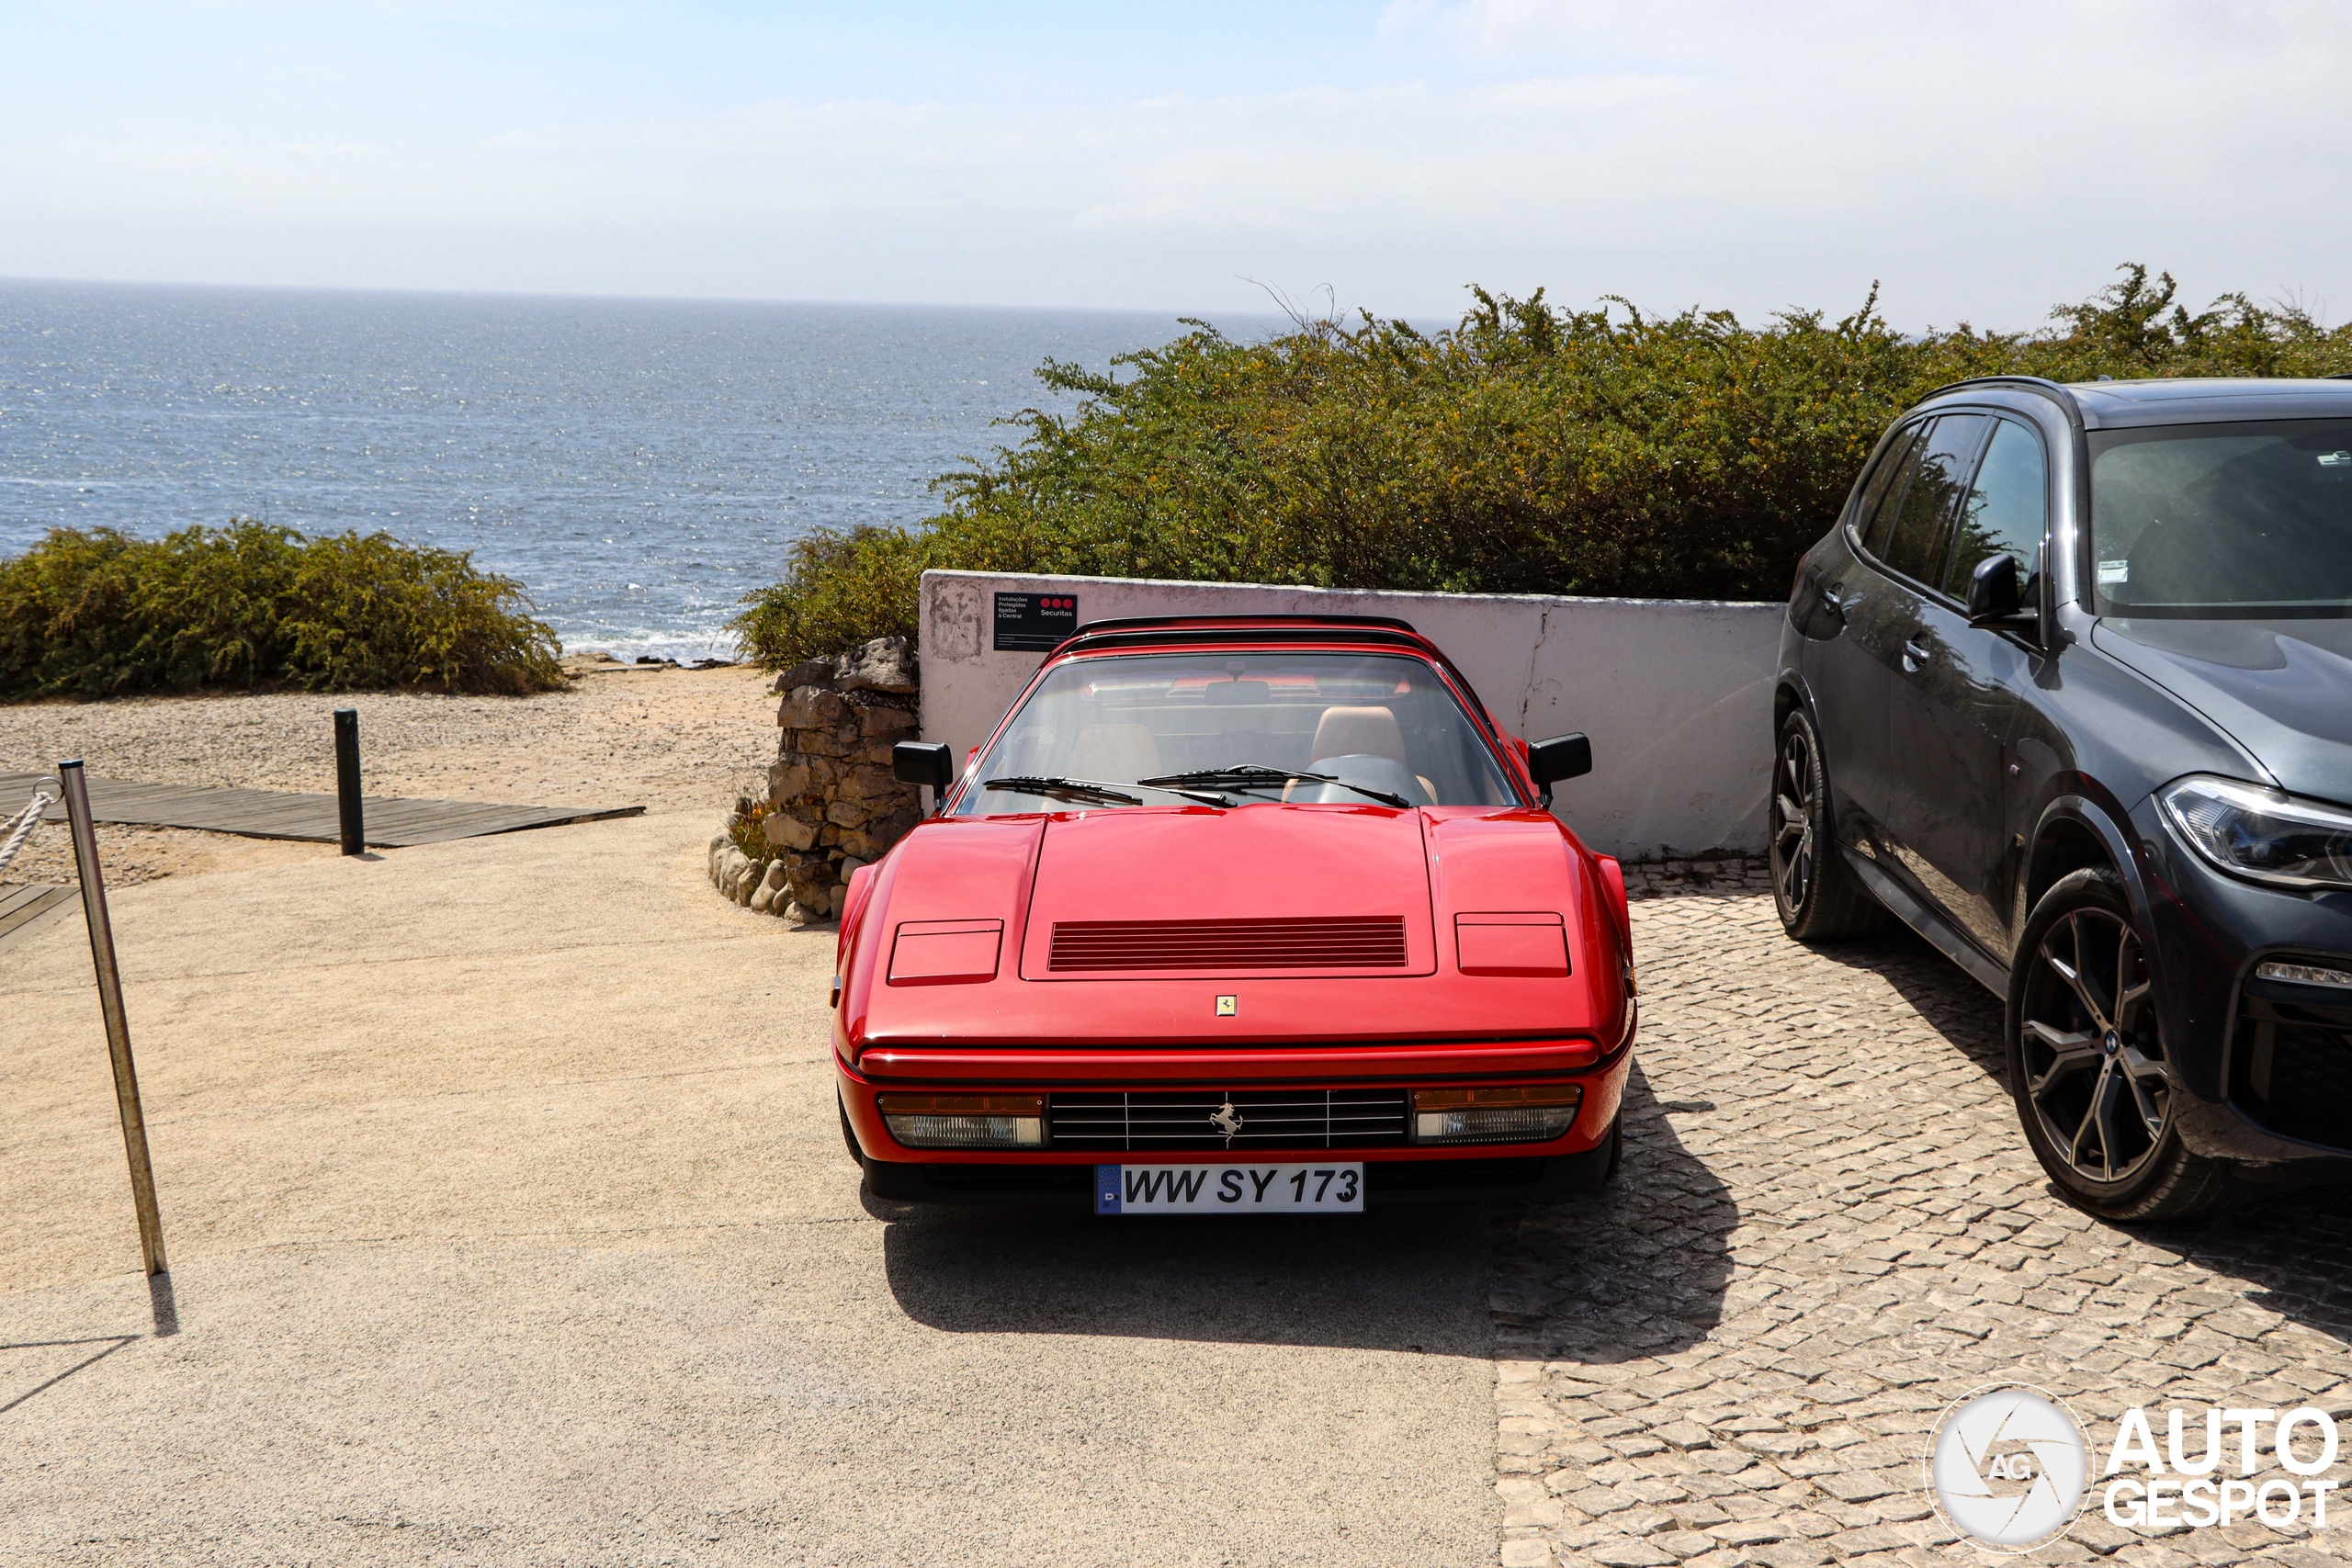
1902, 639, 1929, 671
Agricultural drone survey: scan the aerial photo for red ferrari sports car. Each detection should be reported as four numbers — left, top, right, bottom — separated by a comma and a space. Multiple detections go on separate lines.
831, 614, 1635, 1213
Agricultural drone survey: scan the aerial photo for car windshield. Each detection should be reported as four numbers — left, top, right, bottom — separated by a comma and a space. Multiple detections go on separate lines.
954, 650, 1520, 814
2089, 418, 2352, 616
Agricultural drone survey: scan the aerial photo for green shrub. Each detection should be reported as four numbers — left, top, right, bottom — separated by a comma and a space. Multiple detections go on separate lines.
730, 265, 2352, 668
0, 520, 565, 701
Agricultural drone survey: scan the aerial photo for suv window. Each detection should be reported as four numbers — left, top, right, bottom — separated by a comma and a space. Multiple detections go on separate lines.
1881, 414, 1988, 588
1946, 418, 2047, 596
1859, 424, 1928, 558
1851, 423, 1921, 545
2089, 418, 2352, 615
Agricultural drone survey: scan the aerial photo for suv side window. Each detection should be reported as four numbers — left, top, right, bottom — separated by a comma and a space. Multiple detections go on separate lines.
1944, 417, 2048, 597
1881, 413, 1989, 590
1858, 423, 1928, 558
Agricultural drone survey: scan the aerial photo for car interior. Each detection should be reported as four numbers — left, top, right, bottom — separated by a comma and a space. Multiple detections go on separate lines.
962, 653, 1521, 809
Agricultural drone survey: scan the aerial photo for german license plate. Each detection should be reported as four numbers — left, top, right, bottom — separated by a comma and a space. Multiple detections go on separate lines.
1094, 1163, 1363, 1214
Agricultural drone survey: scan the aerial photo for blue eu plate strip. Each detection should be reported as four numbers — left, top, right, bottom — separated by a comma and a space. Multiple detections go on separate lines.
1095, 1165, 1123, 1214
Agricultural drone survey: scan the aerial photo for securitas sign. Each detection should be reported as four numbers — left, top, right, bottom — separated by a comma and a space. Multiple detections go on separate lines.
993, 592, 1079, 652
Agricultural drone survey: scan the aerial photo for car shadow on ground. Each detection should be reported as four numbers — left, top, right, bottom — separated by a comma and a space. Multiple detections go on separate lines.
1484, 1061, 1736, 1366
1808, 925, 2352, 1350
877, 1060, 1736, 1359
1817, 924, 2012, 1080
876, 1188, 1494, 1355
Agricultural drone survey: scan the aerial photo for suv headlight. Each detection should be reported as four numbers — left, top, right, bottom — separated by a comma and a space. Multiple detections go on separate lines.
2159, 775, 2352, 890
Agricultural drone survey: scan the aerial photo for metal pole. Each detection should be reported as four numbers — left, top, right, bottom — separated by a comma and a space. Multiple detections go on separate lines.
57, 760, 168, 1277
334, 708, 364, 855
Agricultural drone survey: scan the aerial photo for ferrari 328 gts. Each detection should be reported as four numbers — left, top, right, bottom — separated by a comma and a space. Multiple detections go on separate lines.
831, 614, 1635, 1213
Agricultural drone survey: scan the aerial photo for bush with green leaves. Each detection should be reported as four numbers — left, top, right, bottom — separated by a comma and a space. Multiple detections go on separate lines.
0, 521, 565, 700
732, 265, 2352, 669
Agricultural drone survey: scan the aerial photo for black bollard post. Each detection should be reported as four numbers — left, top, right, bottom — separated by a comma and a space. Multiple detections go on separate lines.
334, 708, 364, 855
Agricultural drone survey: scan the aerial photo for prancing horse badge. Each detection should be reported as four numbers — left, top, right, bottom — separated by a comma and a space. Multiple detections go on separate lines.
1216, 995, 1238, 1017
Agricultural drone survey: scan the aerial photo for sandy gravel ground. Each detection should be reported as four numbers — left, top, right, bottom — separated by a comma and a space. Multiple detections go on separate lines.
0, 665, 775, 886
0, 803, 1494, 1566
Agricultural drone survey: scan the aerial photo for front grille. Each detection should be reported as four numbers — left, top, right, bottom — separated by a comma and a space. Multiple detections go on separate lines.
1048, 1089, 1410, 1150
2232, 979, 2352, 1150
1048, 916, 1408, 972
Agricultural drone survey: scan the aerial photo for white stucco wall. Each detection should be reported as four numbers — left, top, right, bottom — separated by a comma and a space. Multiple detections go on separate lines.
917, 570, 1786, 861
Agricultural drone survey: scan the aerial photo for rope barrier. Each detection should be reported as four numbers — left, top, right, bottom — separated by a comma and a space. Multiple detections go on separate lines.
0, 786, 55, 879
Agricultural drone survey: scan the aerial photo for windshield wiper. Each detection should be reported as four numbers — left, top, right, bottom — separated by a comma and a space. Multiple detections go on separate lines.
983, 776, 1230, 807
1139, 764, 1413, 810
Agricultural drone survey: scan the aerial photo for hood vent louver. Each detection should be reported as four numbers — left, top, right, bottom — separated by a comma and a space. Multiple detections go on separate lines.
1048, 916, 1409, 973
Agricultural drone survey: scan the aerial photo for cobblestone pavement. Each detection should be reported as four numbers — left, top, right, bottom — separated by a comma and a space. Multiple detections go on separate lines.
1490, 862, 2352, 1568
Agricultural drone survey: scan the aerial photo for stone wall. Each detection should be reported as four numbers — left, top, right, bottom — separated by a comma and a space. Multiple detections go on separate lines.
707, 637, 925, 925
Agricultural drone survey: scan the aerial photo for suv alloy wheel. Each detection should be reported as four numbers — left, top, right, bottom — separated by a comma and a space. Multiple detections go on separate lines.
2006, 869, 2245, 1221
1769, 709, 1890, 941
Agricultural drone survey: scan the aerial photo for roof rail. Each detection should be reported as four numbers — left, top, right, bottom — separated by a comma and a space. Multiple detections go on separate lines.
1912, 374, 2084, 433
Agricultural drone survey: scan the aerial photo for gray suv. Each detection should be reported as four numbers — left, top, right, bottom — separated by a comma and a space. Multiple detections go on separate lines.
1775, 375, 2352, 1220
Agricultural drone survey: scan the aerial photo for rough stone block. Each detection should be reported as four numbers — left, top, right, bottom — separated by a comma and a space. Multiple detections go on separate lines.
775, 658, 833, 693
791, 728, 852, 758
834, 636, 916, 694
776, 686, 848, 729
763, 813, 819, 852
842, 766, 914, 805
766, 761, 813, 804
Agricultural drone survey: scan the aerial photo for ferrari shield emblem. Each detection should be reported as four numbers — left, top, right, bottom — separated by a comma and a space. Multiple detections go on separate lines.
1216, 995, 1238, 1017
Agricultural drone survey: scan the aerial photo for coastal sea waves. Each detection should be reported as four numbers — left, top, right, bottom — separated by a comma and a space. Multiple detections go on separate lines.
1, 282, 1230, 661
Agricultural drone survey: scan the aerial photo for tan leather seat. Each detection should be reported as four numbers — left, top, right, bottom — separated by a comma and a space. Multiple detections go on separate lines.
1311, 705, 1408, 765
1068, 723, 1162, 782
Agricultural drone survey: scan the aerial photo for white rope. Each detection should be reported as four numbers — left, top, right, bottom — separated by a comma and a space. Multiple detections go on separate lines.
0, 788, 55, 879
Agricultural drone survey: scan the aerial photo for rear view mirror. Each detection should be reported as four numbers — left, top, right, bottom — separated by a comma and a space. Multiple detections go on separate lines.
893, 740, 955, 810
1527, 733, 1592, 809
1967, 553, 2028, 627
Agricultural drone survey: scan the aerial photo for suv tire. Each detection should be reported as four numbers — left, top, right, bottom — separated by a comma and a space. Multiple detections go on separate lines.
2006, 869, 2246, 1222
1769, 707, 1890, 941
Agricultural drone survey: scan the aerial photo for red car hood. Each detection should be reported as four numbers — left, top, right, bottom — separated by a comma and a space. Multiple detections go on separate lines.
1020, 806, 1436, 978
840, 804, 1624, 1056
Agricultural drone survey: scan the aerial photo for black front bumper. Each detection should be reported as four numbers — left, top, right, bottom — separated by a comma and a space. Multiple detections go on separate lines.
2136, 797, 2352, 1170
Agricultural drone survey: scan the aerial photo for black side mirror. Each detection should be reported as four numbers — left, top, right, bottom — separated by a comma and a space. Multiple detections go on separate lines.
1527, 732, 1592, 809
1967, 553, 2028, 628
893, 740, 955, 811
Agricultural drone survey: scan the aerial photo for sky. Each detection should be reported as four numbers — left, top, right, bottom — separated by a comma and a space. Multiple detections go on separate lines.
6, 1, 2351, 332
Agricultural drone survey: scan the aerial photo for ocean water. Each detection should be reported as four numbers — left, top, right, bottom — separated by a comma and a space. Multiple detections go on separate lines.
0, 280, 1260, 660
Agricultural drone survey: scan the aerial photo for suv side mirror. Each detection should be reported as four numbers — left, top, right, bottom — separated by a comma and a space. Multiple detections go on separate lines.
1527, 732, 1592, 809
1967, 553, 2031, 629
893, 740, 956, 810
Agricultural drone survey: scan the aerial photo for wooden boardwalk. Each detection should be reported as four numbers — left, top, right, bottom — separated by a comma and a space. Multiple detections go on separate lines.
0, 882, 78, 955
0, 773, 644, 849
